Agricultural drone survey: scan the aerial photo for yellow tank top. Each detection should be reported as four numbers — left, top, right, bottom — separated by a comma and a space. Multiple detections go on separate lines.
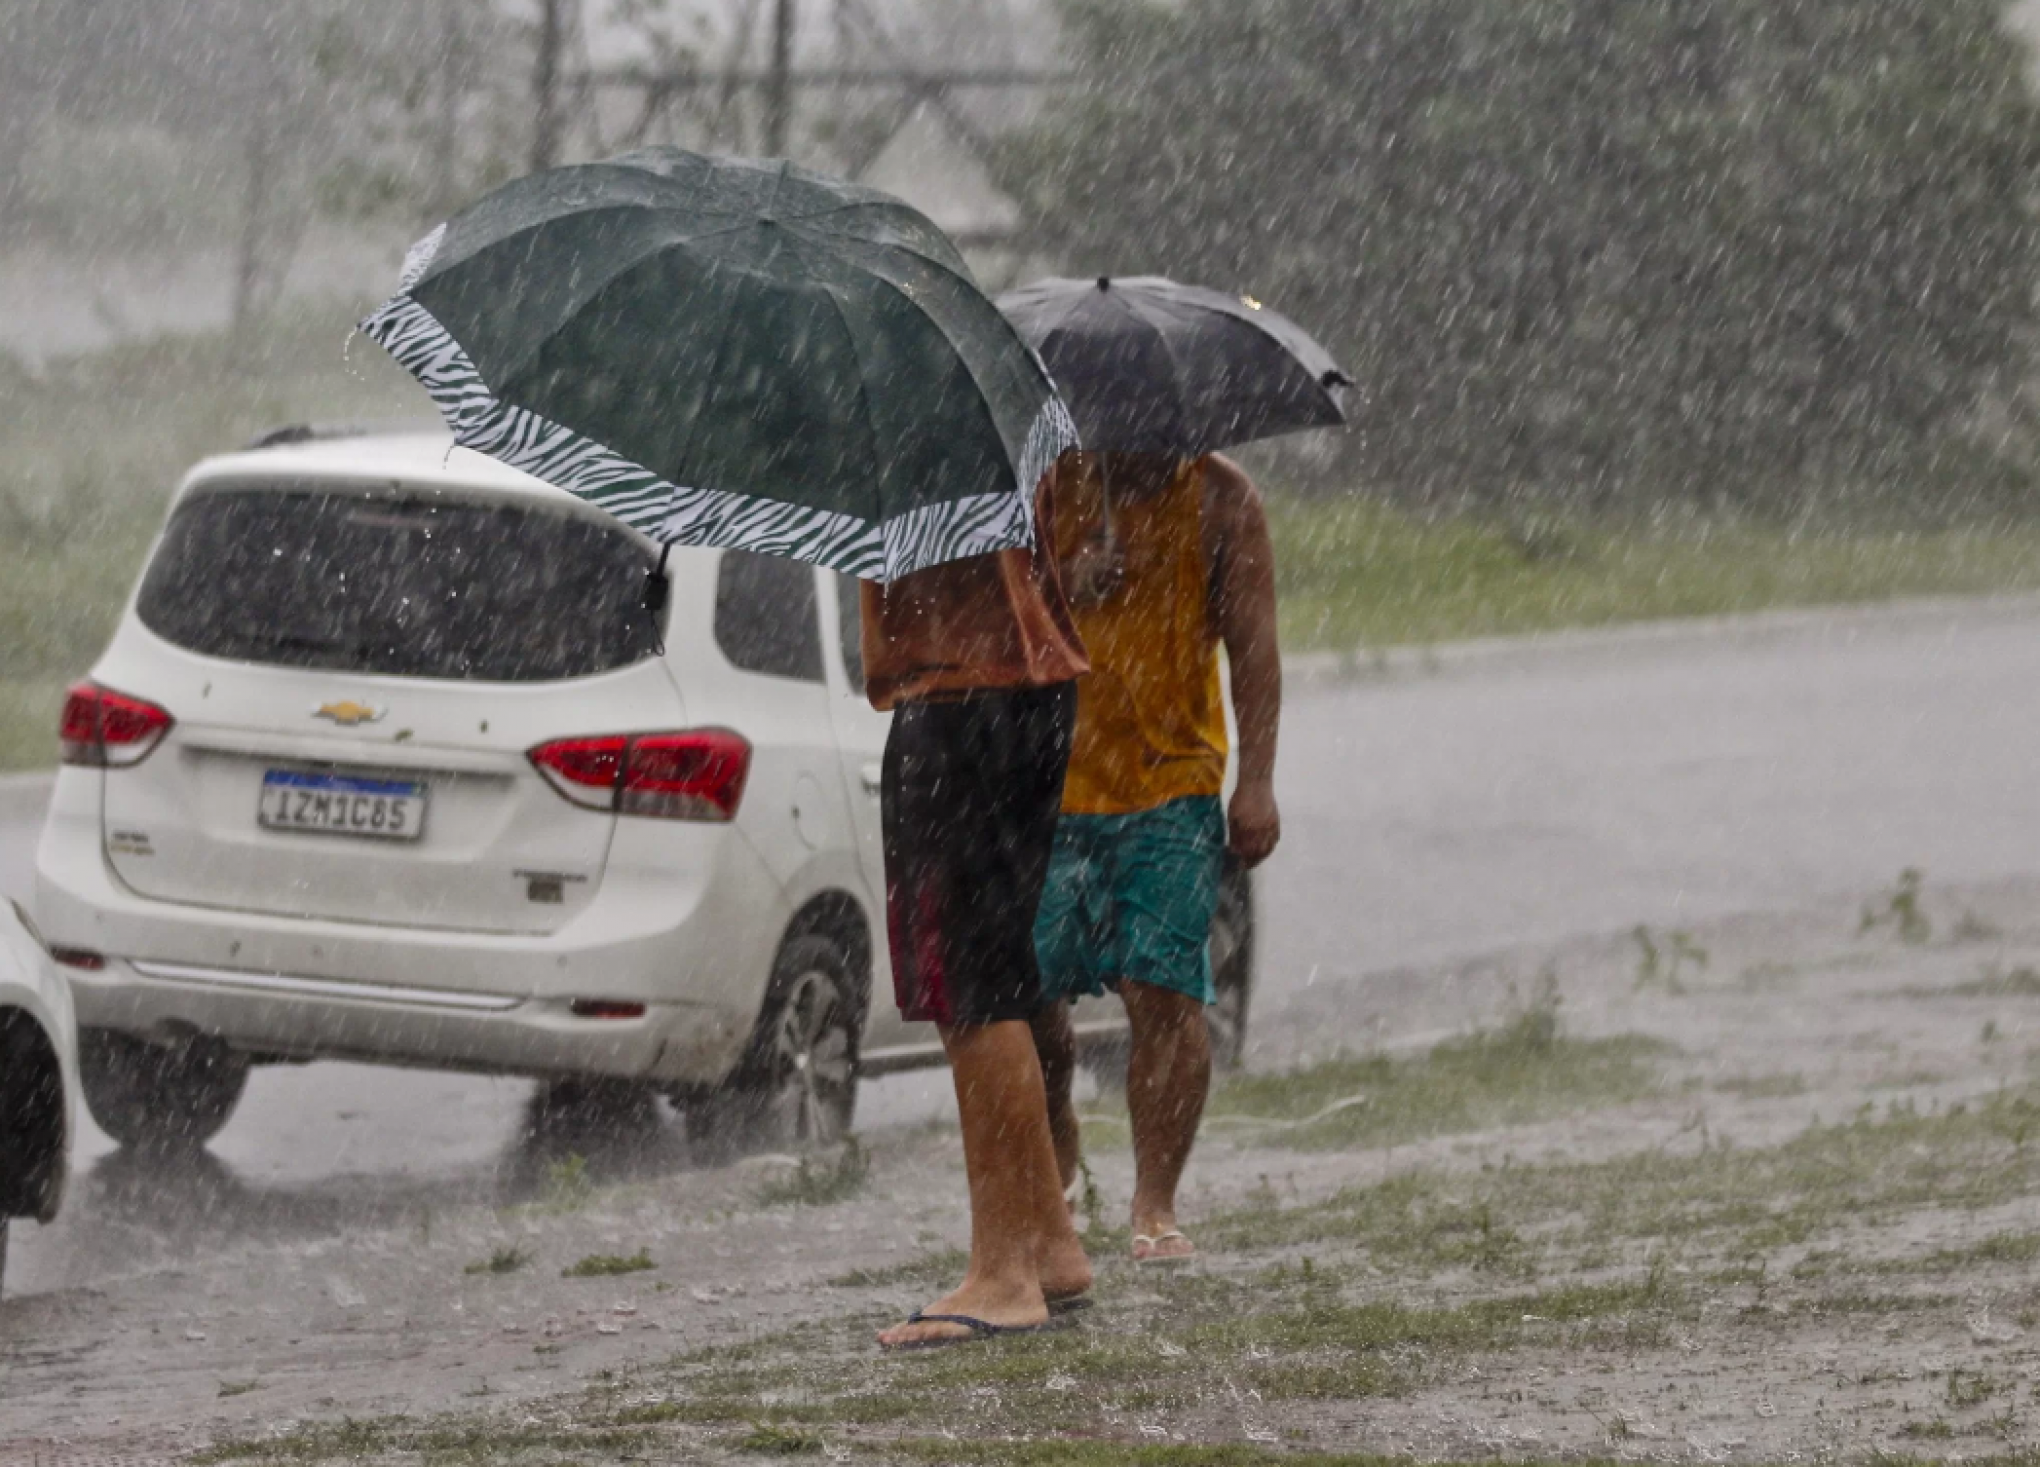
1053, 456, 1228, 816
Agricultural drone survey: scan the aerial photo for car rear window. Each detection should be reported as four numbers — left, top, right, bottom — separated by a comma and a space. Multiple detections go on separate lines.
136, 484, 662, 682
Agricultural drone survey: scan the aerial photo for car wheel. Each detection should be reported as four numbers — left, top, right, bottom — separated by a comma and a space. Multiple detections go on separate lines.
79, 1029, 250, 1151
686, 935, 859, 1160
1207, 857, 1256, 1071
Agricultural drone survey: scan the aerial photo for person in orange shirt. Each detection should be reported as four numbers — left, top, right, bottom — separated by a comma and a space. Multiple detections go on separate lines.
1030, 449, 1282, 1263
862, 463, 1098, 1348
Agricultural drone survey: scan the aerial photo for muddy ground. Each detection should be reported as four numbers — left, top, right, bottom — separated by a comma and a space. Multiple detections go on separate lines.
5, 871, 2039, 1466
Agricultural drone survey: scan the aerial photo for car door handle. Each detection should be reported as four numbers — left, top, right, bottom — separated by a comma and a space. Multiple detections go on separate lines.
860, 763, 882, 797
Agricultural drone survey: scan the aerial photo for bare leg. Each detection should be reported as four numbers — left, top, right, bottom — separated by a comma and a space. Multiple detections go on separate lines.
1121, 981, 1211, 1255
877, 1020, 1091, 1347
1029, 1000, 1082, 1198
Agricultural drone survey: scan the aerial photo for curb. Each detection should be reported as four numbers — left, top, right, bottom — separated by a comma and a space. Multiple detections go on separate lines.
1283, 590, 2040, 689
0, 770, 53, 827
3, 591, 2037, 810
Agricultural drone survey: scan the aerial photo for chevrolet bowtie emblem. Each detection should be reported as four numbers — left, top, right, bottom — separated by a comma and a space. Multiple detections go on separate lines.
314, 700, 385, 727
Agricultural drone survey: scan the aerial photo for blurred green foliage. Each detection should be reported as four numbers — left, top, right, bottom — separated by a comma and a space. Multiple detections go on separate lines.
0, 306, 427, 770
7, 303, 2040, 773
1003, 0, 2040, 515
1265, 492, 2040, 651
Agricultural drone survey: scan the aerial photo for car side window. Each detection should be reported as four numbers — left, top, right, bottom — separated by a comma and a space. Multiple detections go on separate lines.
714, 551, 824, 683
834, 574, 864, 694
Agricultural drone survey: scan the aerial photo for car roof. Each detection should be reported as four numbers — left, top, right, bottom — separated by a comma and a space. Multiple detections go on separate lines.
185, 430, 589, 509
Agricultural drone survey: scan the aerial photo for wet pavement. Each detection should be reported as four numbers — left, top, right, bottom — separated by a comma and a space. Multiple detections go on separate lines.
5, 595, 2040, 1298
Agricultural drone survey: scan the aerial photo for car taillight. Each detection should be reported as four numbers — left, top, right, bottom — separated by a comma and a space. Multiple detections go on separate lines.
620, 730, 750, 820
60, 682, 174, 768
528, 729, 750, 822
528, 735, 629, 809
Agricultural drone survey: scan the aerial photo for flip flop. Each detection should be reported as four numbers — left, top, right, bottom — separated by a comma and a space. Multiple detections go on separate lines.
1132, 1230, 1197, 1264
880, 1310, 1048, 1352
1047, 1294, 1093, 1317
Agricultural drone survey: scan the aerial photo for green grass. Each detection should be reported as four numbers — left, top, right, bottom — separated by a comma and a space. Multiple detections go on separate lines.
758, 1138, 870, 1207
828, 1247, 970, 1291
1269, 495, 2040, 652
192, 1413, 649, 1463
463, 1244, 531, 1276
736, 1421, 828, 1454
189, 1082, 2040, 1463
11, 312, 2040, 773
562, 1248, 655, 1278
1947, 965, 2040, 999
0, 306, 428, 772
887, 1452, 1698, 1467
615, 1265, 1679, 1446
1197, 999, 1668, 1152
1217, 1087, 2040, 1268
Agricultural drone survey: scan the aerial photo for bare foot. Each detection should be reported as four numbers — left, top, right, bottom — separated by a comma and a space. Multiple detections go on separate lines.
876, 1279, 1049, 1350
1038, 1231, 1093, 1303
1132, 1208, 1196, 1263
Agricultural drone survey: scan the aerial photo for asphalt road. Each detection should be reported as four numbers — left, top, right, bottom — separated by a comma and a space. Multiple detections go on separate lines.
7, 595, 2040, 1294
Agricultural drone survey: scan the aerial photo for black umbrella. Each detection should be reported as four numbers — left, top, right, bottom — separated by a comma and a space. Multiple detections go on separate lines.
360, 148, 1076, 581
997, 276, 1352, 456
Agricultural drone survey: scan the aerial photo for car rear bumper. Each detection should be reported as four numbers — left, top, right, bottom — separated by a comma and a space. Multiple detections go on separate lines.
58, 955, 736, 1085
33, 770, 783, 1088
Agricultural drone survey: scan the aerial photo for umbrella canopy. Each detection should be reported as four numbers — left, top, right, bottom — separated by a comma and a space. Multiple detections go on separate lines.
997, 276, 1351, 457
361, 148, 1076, 581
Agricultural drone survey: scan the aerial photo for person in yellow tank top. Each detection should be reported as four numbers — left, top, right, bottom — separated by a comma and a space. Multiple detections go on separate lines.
1031, 449, 1283, 1263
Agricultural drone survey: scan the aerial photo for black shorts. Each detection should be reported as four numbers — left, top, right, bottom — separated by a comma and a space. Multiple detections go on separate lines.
881, 682, 1077, 1027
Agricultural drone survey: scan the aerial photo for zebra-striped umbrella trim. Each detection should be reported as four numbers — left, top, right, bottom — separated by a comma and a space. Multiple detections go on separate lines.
357, 292, 1076, 582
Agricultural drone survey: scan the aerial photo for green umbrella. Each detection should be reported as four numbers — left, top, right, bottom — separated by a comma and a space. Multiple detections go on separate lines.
360, 148, 1075, 581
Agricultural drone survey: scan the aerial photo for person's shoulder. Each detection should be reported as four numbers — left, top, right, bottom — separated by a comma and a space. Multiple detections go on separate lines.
1199, 453, 1265, 524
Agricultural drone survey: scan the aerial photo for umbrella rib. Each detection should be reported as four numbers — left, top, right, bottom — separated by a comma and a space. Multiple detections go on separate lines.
440, 208, 770, 391
658, 250, 756, 488
776, 233, 891, 532
854, 264, 1031, 505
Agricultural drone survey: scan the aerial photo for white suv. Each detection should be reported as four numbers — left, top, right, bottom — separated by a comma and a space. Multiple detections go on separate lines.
33, 428, 1254, 1152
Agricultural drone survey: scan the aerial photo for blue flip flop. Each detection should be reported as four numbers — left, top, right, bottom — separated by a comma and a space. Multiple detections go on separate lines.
882, 1310, 1048, 1351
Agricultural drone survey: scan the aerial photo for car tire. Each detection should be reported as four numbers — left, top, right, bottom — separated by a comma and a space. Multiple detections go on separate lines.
79, 1029, 249, 1152
1080, 856, 1255, 1085
685, 934, 860, 1161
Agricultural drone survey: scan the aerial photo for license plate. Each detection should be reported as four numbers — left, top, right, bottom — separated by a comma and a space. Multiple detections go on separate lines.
258, 770, 426, 841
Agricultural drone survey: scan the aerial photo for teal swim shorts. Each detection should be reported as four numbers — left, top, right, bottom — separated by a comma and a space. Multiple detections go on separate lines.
1034, 795, 1224, 1006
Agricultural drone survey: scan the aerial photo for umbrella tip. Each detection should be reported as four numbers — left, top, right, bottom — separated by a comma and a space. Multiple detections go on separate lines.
1096, 276, 1111, 292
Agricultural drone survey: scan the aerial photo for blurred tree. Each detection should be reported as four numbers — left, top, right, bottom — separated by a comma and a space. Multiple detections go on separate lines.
1001, 0, 2040, 514
0, 0, 463, 323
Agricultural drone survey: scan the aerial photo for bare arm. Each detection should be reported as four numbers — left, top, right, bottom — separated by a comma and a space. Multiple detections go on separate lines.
1203, 454, 1282, 866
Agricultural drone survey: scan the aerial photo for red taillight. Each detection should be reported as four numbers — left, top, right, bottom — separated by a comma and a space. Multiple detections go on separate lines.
621, 730, 750, 820
60, 682, 174, 768
527, 729, 750, 822
528, 735, 629, 809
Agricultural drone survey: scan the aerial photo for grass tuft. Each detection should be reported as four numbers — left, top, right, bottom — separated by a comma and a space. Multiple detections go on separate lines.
735, 1421, 827, 1454
757, 1138, 869, 1208
1202, 980, 1665, 1153
563, 1249, 655, 1278
463, 1245, 531, 1277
